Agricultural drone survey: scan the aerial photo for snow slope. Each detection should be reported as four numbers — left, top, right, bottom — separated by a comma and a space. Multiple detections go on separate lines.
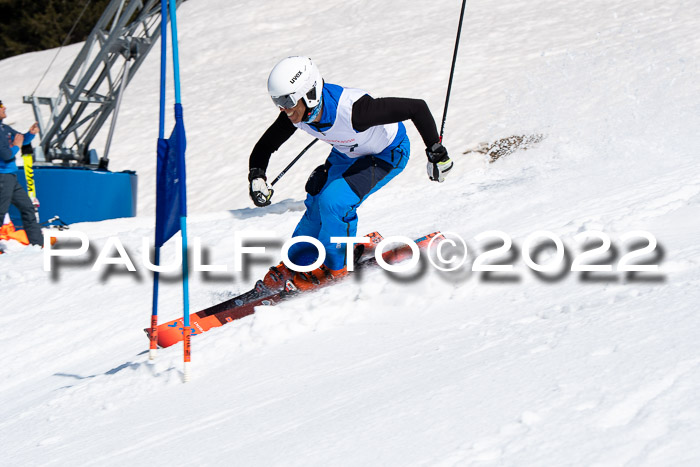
1, 0, 699, 465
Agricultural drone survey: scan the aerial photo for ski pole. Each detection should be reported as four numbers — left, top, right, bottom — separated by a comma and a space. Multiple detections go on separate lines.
270, 138, 319, 186
439, 0, 467, 142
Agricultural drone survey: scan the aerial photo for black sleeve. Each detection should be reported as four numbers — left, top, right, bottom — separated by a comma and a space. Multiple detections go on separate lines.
351, 95, 440, 148
249, 111, 297, 174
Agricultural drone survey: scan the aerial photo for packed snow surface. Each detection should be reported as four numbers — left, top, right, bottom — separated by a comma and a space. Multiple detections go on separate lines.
1, 0, 699, 465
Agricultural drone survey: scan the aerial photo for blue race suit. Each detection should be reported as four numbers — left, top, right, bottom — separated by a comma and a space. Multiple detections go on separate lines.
288, 84, 410, 270
250, 83, 441, 271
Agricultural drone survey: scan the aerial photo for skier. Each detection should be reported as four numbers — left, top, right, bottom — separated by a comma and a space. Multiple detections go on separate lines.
0, 99, 43, 246
248, 56, 453, 291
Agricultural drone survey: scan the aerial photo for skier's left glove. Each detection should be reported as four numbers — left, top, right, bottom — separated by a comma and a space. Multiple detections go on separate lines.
248, 168, 273, 207
426, 142, 453, 183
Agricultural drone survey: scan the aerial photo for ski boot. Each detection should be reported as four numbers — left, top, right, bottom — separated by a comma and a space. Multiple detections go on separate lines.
289, 265, 348, 292
262, 262, 295, 291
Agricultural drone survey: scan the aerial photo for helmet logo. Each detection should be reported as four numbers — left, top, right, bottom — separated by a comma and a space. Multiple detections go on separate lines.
290, 70, 303, 84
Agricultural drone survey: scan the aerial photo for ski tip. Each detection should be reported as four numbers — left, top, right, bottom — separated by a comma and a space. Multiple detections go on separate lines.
415, 231, 443, 245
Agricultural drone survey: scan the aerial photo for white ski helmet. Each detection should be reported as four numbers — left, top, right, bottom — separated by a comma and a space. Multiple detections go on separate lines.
267, 56, 323, 112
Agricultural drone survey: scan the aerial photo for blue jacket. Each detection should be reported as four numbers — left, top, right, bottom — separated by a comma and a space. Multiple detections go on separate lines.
0, 119, 35, 174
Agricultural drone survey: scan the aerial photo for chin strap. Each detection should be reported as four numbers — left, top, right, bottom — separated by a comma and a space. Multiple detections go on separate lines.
303, 94, 323, 123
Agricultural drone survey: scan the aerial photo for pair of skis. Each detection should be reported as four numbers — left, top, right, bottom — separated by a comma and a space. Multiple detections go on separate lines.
147, 231, 442, 348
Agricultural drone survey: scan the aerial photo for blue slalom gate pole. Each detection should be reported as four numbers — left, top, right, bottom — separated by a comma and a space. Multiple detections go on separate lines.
180, 216, 191, 381
168, 0, 191, 382
150, 0, 170, 360
169, 0, 182, 104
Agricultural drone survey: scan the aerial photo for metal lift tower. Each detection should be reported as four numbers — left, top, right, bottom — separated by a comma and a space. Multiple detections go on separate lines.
24, 0, 183, 169
12, 0, 187, 224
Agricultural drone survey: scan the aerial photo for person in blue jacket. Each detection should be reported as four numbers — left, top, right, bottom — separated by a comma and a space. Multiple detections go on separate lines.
0, 99, 43, 246
248, 56, 453, 291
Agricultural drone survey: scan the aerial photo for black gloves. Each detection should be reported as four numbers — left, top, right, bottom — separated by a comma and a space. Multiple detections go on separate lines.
426, 142, 453, 183
249, 167, 273, 207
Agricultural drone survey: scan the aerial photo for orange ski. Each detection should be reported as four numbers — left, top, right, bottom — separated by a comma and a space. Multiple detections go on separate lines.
148, 231, 442, 348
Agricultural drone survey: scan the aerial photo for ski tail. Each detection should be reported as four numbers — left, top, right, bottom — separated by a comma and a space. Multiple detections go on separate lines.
372, 231, 442, 266
354, 231, 384, 264
21, 145, 39, 222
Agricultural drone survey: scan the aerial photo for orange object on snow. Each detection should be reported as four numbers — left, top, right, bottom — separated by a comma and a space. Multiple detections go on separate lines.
0, 221, 30, 245
0, 221, 57, 251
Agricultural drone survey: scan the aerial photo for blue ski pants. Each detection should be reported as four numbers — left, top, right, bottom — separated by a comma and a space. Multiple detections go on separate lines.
289, 135, 410, 270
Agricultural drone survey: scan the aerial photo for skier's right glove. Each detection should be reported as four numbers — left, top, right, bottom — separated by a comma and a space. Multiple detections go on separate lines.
426, 142, 453, 183
248, 168, 273, 207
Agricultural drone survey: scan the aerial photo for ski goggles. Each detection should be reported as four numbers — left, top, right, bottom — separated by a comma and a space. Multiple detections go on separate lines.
0, 100, 4, 108
270, 93, 298, 109
270, 86, 317, 110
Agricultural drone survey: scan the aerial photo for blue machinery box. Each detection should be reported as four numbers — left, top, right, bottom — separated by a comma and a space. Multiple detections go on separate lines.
10, 166, 137, 226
